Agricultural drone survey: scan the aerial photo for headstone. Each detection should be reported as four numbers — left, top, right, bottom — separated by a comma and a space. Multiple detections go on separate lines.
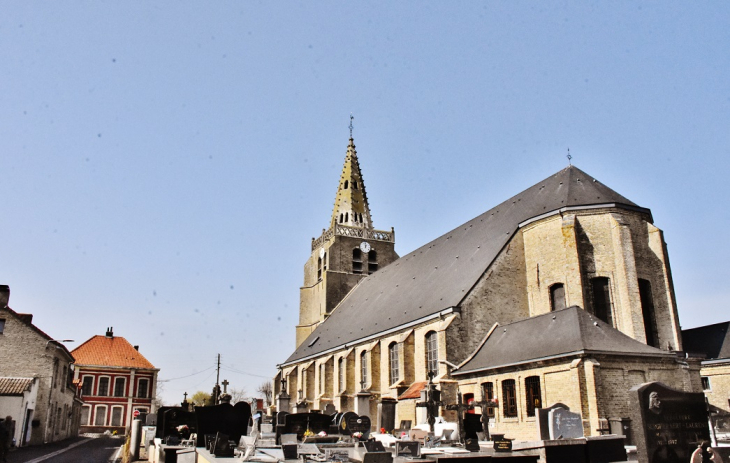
155, 407, 197, 440
536, 403, 570, 440
395, 441, 421, 458
194, 402, 252, 447
324, 403, 337, 415
281, 412, 333, 440
338, 411, 358, 434
464, 413, 482, 440
377, 398, 397, 433
146, 414, 158, 426
630, 381, 711, 463
211, 432, 234, 457
548, 407, 584, 439
363, 440, 386, 452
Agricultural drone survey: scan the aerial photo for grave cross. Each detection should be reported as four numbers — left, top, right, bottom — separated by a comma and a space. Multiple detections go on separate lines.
470, 389, 499, 441
445, 390, 470, 444
222, 379, 229, 394
183, 392, 188, 401
416, 371, 444, 433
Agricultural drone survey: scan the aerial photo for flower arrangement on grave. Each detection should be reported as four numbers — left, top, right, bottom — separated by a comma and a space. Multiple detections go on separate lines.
317, 431, 328, 437
380, 428, 386, 434
303, 427, 315, 437
352, 432, 363, 439
176, 425, 191, 439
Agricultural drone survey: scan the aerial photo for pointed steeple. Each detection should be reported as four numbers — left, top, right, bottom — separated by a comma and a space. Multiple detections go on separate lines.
330, 137, 374, 230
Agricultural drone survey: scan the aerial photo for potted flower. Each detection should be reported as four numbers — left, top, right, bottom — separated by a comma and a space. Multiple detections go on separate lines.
176, 425, 191, 439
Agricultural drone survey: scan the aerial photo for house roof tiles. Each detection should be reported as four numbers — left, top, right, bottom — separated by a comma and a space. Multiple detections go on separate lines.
72, 335, 156, 370
0, 377, 35, 396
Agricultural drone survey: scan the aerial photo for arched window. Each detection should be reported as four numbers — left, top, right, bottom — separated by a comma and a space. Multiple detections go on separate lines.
359, 213, 363, 223
590, 277, 613, 325
338, 357, 344, 392
368, 250, 378, 274
360, 351, 368, 388
425, 331, 439, 375
550, 283, 566, 311
524, 376, 542, 417
502, 380, 517, 417
94, 405, 108, 426
482, 382, 495, 417
389, 342, 400, 385
353, 180, 358, 189
352, 249, 363, 274
339, 213, 343, 224
319, 363, 326, 395
344, 180, 349, 189
639, 279, 659, 347
345, 212, 349, 222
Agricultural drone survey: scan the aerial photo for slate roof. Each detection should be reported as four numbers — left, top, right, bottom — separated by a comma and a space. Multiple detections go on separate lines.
0, 377, 35, 396
682, 322, 730, 360
454, 306, 669, 375
283, 166, 649, 365
72, 335, 157, 370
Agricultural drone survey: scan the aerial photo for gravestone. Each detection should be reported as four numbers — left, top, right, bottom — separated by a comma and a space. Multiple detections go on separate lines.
493, 434, 512, 452
194, 402, 252, 447
536, 403, 569, 440
363, 440, 386, 452
338, 411, 358, 434
324, 403, 337, 415
395, 441, 421, 458
346, 414, 371, 438
464, 413, 482, 440
378, 398, 397, 433
548, 407, 584, 439
630, 381, 711, 463
281, 412, 333, 440
211, 432, 234, 457
155, 407, 197, 439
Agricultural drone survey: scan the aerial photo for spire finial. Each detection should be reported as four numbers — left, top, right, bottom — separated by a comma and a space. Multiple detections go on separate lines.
349, 113, 354, 139
567, 148, 572, 166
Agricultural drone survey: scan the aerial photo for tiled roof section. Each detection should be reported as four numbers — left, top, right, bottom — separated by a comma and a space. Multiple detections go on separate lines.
682, 322, 730, 360
454, 306, 669, 375
0, 377, 35, 395
398, 381, 427, 400
284, 166, 648, 364
72, 335, 156, 370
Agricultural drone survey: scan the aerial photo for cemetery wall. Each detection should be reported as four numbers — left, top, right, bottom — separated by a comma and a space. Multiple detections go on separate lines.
450, 231, 529, 364
522, 208, 681, 350
700, 361, 730, 412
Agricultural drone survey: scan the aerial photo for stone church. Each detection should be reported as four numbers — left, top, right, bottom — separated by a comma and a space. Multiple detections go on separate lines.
276, 135, 702, 440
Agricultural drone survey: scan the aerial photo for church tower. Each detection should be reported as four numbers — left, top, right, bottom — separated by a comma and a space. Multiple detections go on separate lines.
296, 134, 398, 347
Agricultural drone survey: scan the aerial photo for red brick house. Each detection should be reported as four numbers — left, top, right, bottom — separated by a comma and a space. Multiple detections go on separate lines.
71, 328, 159, 433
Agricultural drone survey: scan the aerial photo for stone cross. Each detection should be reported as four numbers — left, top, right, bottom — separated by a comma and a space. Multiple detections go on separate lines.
222, 379, 229, 394
445, 390, 470, 443
416, 371, 443, 433
470, 389, 499, 440
183, 392, 188, 401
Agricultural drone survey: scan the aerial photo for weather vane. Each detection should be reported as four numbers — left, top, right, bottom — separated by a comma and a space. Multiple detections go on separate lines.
567, 148, 572, 166
349, 113, 354, 139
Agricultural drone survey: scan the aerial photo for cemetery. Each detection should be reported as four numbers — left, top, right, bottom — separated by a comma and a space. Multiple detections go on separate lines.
130, 374, 729, 463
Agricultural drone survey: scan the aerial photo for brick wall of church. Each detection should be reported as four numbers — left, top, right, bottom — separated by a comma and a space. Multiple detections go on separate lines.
700, 362, 730, 413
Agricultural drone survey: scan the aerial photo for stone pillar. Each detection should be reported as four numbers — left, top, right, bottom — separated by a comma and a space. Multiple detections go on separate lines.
377, 398, 397, 433
277, 393, 291, 414
355, 391, 371, 417
561, 214, 585, 308
610, 214, 645, 342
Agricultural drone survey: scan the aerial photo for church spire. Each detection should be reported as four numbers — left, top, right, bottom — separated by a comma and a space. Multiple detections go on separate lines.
330, 134, 373, 230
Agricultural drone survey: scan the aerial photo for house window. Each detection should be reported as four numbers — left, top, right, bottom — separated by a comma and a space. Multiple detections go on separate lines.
550, 284, 566, 311
368, 250, 378, 274
98, 377, 110, 396
525, 376, 542, 417
353, 249, 363, 274
114, 377, 126, 397
360, 351, 368, 388
110, 406, 124, 427
94, 405, 107, 426
389, 342, 400, 385
81, 405, 91, 426
138, 378, 149, 398
338, 357, 344, 392
591, 277, 613, 325
0, 319, 5, 334
639, 279, 659, 347
502, 380, 517, 418
702, 377, 711, 391
482, 382, 495, 417
81, 376, 93, 396
425, 331, 439, 375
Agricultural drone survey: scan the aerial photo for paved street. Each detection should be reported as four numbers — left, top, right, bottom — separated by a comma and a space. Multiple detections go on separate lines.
7, 436, 123, 463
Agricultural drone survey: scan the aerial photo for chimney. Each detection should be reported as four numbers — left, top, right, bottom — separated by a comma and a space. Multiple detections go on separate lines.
106, 327, 114, 337
134, 345, 139, 351
0, 285, 9, 309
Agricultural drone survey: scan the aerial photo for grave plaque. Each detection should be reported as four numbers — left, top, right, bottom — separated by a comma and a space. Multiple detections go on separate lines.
363, 440, 386, 452
395, 441, 421, 458
630, 382, 711, 463
494, 436, 512, 452
548, 407, 584, 439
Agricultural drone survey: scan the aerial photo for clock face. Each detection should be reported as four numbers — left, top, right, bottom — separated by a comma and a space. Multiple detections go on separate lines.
319, 248, 325, 259
359, 242, 371, 253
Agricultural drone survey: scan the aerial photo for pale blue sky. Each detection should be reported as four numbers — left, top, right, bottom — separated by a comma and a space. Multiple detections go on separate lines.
1, 2, 728, 404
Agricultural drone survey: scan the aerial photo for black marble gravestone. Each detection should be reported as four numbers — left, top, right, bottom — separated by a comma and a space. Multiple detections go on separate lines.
211, 432, 234, 457
629, 381, 710, 463
346, 414, 371, 438
194, 402, 252, 447
155, 407, 197, 439
464, 413, 483, 440
281, 412, 333, 440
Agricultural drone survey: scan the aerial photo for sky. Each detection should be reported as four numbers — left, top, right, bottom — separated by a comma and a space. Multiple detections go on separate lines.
1, 2, 728, 405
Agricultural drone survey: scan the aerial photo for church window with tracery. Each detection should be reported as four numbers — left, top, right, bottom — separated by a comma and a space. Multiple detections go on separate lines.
360, 351, 368, 388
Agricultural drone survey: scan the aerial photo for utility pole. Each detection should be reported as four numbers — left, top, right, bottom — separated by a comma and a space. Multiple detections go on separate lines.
212, 354, 221, 405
